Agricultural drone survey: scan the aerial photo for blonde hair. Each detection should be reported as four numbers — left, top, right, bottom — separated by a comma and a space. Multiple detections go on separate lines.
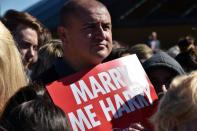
0, 21, 27, 113
129, 43, 153, 62
151, 71, 197, 131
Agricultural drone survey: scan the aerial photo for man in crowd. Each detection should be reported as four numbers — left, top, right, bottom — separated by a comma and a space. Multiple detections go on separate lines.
146, 31, 160, 51
34, 1, 154, 130
35, 0, 113, 84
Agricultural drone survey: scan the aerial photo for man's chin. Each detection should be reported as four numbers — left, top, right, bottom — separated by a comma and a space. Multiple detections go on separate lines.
90, 52, 109, 64
98, 50, 111, 58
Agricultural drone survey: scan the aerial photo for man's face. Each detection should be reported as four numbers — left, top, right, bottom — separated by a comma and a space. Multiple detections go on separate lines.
15, 27, 38, 69
62, 5, 112, 67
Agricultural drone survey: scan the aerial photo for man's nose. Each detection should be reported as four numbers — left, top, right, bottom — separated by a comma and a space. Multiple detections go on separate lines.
95, 26, 106, 40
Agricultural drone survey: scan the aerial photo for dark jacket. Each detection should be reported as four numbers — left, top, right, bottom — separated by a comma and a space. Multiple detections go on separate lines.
143, 51, 185, 75
33, 58, 76, 84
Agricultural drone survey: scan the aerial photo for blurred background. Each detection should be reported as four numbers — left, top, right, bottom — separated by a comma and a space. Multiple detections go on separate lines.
1, 0, 197, 49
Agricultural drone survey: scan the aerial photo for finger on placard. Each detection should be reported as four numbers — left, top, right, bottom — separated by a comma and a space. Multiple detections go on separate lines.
129, 123, 145, 131
162, 85, 167, 93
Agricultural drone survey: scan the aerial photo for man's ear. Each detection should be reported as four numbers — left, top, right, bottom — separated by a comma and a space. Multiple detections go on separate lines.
57, 26, 68, 45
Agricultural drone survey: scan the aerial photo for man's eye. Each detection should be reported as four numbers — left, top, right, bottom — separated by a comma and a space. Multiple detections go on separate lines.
103, 24, 111, 30
104, 25, 110, 29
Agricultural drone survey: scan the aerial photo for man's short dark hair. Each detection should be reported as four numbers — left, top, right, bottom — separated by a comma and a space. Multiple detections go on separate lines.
59, 0, 107, 27
59, 1, 79, 27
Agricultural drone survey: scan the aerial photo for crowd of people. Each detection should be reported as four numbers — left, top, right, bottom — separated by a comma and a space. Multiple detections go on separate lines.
0, 0, 196, 130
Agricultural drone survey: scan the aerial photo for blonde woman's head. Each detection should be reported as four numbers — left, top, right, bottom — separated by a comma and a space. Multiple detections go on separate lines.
152, 71, 197, 131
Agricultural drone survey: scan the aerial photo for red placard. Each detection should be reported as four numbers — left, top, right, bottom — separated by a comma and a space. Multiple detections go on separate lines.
47, 55, 158, 131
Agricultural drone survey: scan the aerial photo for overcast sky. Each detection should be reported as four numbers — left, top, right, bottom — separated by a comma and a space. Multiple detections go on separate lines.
0, 0, 41, 16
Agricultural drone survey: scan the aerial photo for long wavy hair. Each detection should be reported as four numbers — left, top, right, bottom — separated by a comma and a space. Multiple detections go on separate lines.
0, 21, 27, 113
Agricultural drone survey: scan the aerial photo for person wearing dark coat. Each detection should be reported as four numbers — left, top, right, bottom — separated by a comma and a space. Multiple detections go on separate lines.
34, 0, 113, 84
143, 51, 185, 98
